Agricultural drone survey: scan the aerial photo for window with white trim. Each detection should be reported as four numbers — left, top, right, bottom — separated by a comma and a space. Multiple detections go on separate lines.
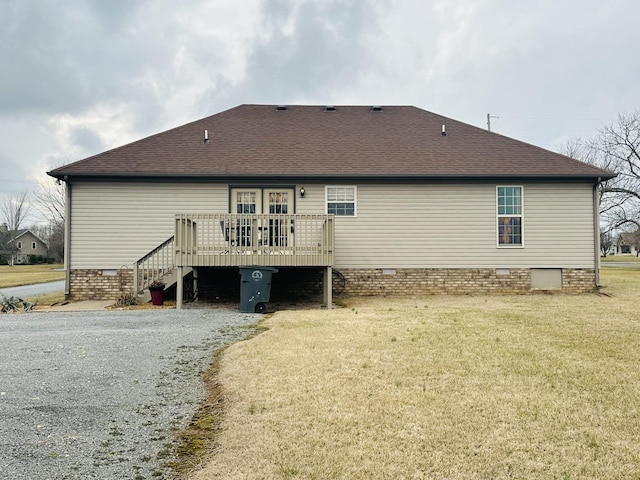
17, 241, 22, 250
32, 242, 37, 250
326, 186, 356, 216
497, 186, 523, 246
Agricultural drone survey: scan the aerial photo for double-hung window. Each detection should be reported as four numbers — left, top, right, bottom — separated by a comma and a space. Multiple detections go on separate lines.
326, 186, 357, 216
497, 186, 523, 247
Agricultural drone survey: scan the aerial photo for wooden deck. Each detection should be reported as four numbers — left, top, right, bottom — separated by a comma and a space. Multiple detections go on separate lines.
134, 213, 335, 309
174, 213, 334, 267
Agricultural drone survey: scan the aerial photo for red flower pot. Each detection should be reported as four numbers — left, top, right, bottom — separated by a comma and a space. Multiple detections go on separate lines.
149, 287, 164, 306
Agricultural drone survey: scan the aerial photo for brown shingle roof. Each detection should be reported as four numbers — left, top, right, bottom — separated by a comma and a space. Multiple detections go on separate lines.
48, 104, 614, 180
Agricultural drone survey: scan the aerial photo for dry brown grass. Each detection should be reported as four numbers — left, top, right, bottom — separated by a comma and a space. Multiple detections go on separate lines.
0, 264, 64, 288
601, 254, 640, 263
29, 292, 66, 307
187, 268, 640, 479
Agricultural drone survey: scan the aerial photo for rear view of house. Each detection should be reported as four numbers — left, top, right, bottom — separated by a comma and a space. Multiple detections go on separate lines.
48, 104, 614, 307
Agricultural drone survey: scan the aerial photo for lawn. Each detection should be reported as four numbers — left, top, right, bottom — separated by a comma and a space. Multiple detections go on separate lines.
0, 264, 65, 288
601, 254, 640, 263
187, 267, 640, 480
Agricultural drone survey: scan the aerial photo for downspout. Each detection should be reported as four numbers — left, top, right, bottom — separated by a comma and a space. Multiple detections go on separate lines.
593, 177, 601, 287
63, 177, 71, 298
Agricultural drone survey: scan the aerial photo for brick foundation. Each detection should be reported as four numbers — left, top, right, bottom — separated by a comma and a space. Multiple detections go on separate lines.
561, 268, 598, 293
69, 269, 134, 301
338, 268, 597, 296
68, 267, 597, 301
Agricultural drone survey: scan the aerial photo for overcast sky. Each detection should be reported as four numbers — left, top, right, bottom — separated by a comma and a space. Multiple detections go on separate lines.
2, 0, 640, 223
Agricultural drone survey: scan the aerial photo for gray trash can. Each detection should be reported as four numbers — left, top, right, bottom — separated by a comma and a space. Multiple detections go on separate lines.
239, 266, 279, 313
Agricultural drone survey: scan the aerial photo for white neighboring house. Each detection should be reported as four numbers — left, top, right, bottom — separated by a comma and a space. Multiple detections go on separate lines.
616, 232, 640, 256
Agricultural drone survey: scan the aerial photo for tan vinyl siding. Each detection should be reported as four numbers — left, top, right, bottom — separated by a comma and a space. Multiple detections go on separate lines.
70, 181, 596, 270
301, 183, 595, 269
70, 182, 228, 269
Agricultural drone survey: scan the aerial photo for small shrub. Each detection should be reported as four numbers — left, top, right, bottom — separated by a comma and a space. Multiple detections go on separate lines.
116, 292, 139, 307
1, 295, 35, 313
148, 279, 165, 289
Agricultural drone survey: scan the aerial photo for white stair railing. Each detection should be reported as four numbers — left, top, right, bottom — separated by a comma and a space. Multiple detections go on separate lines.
133, 236, 175, 294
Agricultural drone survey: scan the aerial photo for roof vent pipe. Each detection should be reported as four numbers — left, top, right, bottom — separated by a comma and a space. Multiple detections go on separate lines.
204, 129, 209, 144
324, 105, 336, 112
441, 124, 447, 137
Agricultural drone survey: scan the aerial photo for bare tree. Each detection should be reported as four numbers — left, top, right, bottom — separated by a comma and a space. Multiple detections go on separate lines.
35, 180, 65, 225
34, 179, 66, 261
561, 110, 640, 234
600, 231, 614, 257
1, 191, 31, 265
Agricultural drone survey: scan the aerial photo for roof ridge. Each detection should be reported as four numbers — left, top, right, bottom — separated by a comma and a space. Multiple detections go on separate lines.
47, 104, 615, 181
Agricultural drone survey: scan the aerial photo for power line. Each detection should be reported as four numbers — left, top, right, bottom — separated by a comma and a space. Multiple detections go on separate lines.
495, 115, 611, 122
0, 179, 39, 185
503, 132, 600, 138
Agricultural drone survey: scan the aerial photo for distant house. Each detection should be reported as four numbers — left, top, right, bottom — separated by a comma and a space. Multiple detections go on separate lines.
0, 224, 49, 264
616, 231, 639, 255
48, 104, 614, 308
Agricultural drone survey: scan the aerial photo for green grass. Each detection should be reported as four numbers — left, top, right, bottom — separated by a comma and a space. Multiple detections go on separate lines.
0, 264, 64, 288
187, 267, 640, 480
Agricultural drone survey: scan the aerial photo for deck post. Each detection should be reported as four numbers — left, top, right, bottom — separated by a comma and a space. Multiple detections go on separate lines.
324, 266, 333, 309
133, 262, 139, 296
176, 266, 183, 309
192, 267, 198, 301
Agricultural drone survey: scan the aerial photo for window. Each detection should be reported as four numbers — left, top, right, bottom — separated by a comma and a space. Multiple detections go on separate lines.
268, 192, 289, 214
16, 241, 22, 250
497, 186, 523, 246
236, 191, 256, 214
32, 242, 37, 250
326, 186, 356, 216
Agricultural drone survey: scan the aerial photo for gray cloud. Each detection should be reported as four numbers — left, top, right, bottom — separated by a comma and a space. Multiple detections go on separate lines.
206, 0, 390, 106
70, 127, 104, 155
1, 1, 149, 114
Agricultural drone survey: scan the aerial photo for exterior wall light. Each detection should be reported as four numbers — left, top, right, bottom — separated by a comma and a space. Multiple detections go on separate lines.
300, 187, 305, 198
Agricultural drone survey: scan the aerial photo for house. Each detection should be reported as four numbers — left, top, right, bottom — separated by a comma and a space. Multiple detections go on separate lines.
47, 104, 614, 308
0, 224, 49, 264
616, 231, 639, 255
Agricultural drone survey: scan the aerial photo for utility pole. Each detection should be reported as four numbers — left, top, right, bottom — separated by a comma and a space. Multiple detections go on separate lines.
487, 113, 499, 132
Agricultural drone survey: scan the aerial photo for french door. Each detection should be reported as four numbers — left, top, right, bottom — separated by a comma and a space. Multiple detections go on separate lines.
230, 188, 294, 247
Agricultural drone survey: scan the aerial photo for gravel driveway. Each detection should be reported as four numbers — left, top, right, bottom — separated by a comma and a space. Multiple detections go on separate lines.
0, 308, 258, 479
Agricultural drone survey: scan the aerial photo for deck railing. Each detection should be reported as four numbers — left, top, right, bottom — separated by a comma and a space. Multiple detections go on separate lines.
175, 213, 334, 267
133, 236, 175, 294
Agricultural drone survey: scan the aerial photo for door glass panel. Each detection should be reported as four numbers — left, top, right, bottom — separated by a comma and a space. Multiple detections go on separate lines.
236, 191, 256, 214
235, 191, 256, 246
268, 192, 289, 214
265, 190, 292, 247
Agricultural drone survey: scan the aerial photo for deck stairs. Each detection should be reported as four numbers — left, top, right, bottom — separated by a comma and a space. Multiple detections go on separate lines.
134, 236, 192, 303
